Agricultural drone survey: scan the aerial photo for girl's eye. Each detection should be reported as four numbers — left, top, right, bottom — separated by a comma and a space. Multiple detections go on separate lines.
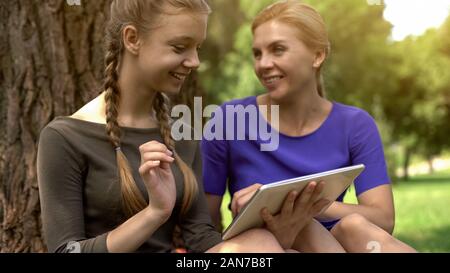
253, 51, 261, 59
173, 45, 186, 53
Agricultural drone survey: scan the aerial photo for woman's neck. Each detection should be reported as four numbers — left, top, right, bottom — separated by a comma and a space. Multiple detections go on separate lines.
259, 86, 332, 137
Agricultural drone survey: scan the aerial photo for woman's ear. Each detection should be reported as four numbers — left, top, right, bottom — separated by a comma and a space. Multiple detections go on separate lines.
313, 50, 326, 68
122, 25, 141, 55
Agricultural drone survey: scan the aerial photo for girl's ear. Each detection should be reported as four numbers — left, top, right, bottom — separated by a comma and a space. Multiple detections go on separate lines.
123, 25, 141, 55
313, 49, 326, 68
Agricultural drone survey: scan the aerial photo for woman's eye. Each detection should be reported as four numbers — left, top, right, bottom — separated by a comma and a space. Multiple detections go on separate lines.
274, 47, 285, 55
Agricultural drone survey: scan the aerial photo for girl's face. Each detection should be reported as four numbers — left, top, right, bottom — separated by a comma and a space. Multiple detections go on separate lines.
252, 20, 319, 102
135, 12, 208, 95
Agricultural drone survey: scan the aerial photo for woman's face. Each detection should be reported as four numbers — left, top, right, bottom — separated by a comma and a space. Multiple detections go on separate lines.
252, 20, 319, 102
135, 12, 208, 95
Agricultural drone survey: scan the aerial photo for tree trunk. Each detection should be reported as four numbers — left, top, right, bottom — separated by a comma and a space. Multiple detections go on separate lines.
403, 147, 411, 181
0, 0, 202, 253
427, 155, 435, 175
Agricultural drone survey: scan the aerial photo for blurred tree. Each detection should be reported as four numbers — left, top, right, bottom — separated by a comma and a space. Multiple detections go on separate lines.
382, 23, 450, 179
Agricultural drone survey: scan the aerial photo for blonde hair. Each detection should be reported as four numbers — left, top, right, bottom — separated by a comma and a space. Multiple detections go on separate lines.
252, 0, 330, 97
104, 0, 210, 217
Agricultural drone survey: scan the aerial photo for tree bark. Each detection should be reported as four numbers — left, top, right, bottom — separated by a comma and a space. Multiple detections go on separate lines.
0, 0, 111, 253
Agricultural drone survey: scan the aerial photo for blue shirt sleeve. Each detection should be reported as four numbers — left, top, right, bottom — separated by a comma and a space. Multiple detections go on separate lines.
349, 110, 391, 196
201, 107, 229, 196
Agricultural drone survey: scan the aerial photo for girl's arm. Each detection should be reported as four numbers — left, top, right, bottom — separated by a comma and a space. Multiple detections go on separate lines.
206, 194, 224, 232
101, 141, 178, 252
106, 207, 168, 252
38, 126, 175, 253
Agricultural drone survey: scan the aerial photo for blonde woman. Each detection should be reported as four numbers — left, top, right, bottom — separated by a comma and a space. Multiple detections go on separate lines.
203, 0, 417, 253
37, 0, 288, 253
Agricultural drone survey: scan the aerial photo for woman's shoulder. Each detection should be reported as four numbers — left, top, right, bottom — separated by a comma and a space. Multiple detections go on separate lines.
219, 96, 256, 108
331, 102, 381, 142
332, 101, 376, 124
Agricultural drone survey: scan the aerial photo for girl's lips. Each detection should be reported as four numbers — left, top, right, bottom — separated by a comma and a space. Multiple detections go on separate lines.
169, 72, 188, 81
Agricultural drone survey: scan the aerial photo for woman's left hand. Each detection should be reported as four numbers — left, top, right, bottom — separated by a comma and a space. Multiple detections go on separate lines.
260, 181, 331, 249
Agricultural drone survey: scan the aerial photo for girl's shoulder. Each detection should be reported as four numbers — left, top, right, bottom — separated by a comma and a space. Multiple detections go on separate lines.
70, 93, 106, 124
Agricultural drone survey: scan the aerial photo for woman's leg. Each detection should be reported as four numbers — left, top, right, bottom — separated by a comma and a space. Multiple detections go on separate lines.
206, 228, 285, 253
291, 219, 346, 253
330, 213, 417, 253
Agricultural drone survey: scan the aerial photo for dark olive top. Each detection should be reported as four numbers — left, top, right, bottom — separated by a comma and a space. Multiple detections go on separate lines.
37, 117, 222, 253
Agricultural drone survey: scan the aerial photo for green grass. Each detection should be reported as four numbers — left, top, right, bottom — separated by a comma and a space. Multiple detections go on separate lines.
220, 172, 450, 252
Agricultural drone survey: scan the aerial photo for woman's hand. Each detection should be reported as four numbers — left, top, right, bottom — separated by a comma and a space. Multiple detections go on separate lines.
260, 181, 331, 249
138, 141, 176, 220
231, 183, 263, 218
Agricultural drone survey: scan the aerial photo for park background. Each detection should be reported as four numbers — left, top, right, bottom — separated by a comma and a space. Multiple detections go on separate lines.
0, 0, 449, 252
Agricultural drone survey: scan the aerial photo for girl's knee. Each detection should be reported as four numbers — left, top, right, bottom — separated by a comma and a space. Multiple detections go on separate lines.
242, 228, 277, 243
239, 228, 284, 252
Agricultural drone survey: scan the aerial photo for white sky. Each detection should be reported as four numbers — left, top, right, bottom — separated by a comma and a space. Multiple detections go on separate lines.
383, 0, 450, 40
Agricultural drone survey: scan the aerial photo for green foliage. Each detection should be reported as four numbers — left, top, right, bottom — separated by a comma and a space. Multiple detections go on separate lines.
199, 0, 450, 169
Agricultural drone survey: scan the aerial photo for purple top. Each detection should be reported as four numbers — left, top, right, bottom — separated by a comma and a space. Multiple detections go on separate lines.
202, 96, 390, 228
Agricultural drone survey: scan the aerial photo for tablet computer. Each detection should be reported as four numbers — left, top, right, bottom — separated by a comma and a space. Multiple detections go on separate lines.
222, 164, 365, 240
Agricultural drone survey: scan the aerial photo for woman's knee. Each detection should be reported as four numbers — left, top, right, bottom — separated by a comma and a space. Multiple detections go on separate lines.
332, 213, 370, 236
332, 214, 393, 244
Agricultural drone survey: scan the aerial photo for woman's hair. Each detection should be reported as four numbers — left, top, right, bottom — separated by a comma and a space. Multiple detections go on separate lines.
104, 0, 211, 217
252, 0, 330, 97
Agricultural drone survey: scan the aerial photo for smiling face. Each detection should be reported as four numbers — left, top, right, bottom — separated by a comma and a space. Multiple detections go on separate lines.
135, 12, 208, 95
252, 20, 324, 102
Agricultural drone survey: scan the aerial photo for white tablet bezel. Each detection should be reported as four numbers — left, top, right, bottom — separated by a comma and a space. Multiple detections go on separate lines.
222, 164, 365, 240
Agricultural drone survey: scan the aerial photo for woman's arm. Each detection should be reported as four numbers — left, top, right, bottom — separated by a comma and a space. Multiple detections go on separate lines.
317, 184, 395, 234
319, 109, 394, 234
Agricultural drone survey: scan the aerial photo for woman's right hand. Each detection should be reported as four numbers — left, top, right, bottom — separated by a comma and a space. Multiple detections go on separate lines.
260, 181, 331, 249
138, 141, 176, 220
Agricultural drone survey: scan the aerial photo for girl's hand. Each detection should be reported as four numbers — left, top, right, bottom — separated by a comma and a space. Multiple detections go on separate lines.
138, 141, 176, 219
260, 181, 331, 249
231, 183, 263, 218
